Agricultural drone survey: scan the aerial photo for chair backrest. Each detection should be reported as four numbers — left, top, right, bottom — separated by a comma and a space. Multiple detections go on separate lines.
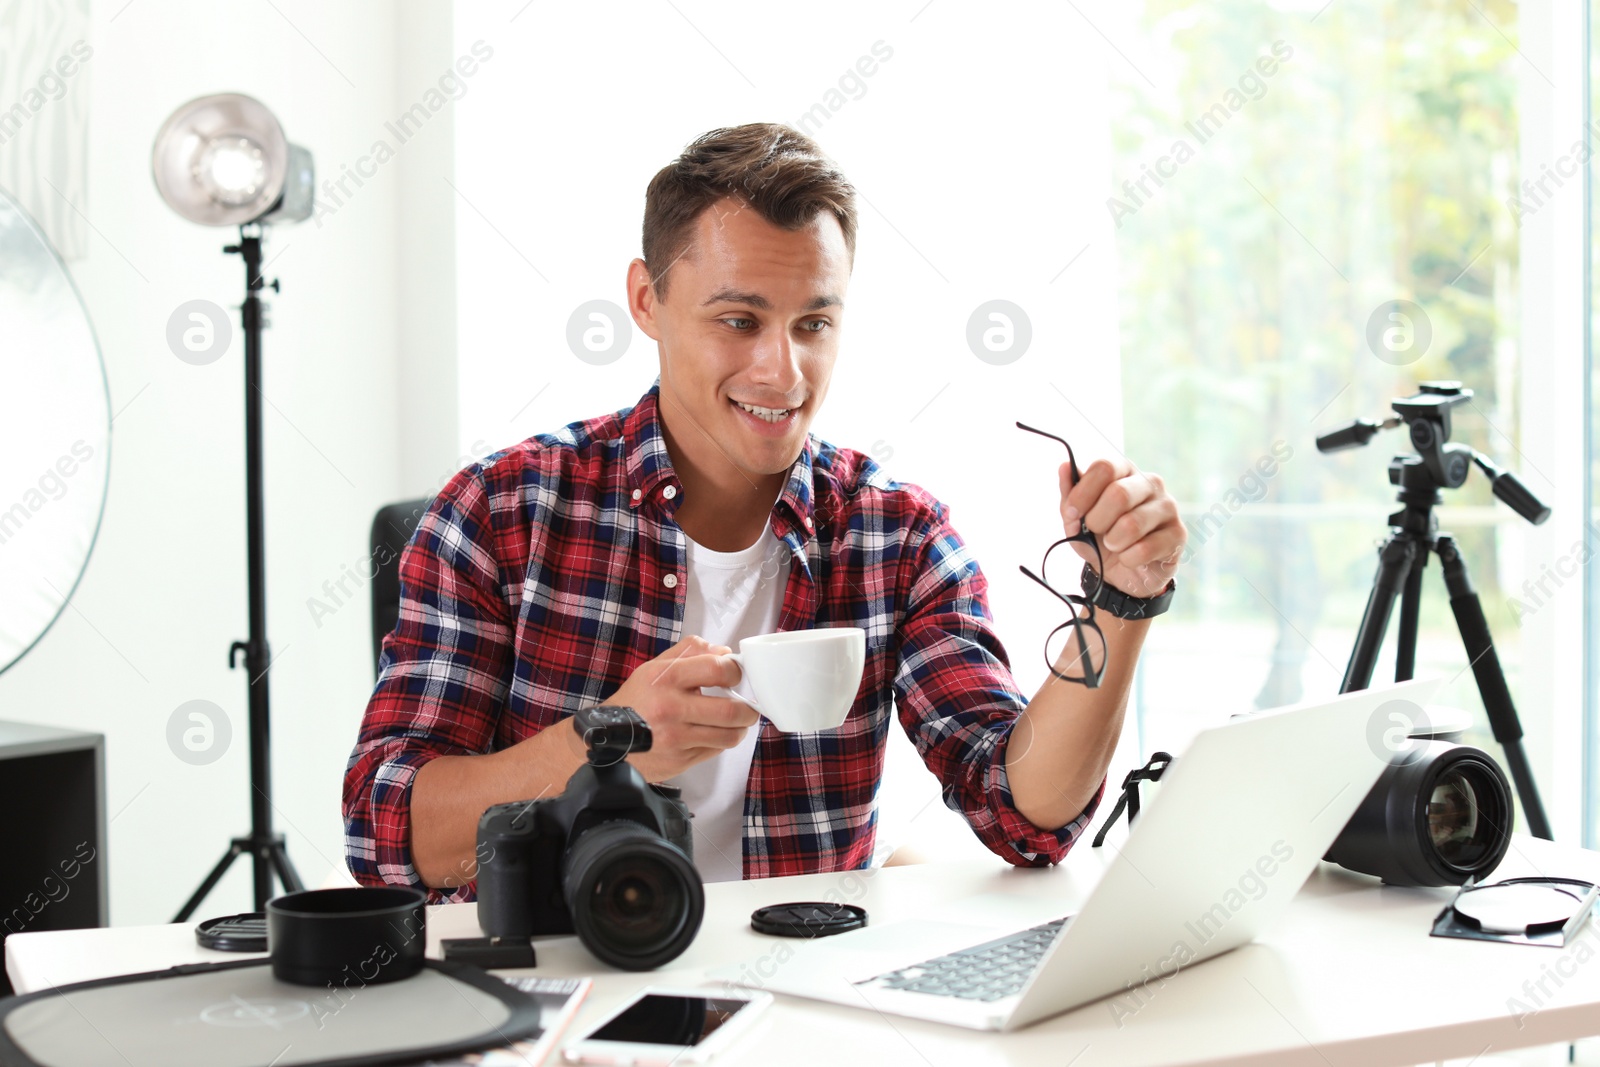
369, 497, 433, 677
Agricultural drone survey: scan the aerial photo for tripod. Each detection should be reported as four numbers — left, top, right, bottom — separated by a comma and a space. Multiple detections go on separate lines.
173, 229, 305, 922
1321, 381, 1552, 841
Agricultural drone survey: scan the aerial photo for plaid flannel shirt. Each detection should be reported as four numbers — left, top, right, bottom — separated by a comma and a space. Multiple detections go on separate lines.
343, 379, 1103, 902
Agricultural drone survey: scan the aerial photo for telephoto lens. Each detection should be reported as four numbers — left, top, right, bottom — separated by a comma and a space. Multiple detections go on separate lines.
1325, 740, 1513, 887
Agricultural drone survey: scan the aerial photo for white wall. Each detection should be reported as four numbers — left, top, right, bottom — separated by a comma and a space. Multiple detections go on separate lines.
0, 0, 462, 925
452, 0, 1130, 859
393, 0, 462, 496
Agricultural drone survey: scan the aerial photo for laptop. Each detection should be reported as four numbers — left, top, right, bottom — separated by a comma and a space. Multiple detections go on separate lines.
711, 677, 1441, 1031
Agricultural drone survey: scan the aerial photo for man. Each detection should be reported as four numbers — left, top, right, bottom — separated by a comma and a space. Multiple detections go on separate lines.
343, 123, 1186, 901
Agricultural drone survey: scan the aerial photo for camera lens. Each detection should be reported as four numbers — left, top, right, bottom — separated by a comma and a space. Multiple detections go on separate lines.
1325, 741, 1513, 887
1427, 762, 1502, 872
563, 820, 704, 971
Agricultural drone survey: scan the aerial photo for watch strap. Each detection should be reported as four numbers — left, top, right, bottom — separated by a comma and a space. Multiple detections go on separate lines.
1081, 562, 1174, 620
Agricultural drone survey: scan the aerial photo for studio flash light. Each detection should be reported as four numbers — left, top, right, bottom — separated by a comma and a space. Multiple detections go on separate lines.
153, 93, 313, 226
152, 92, 315, 923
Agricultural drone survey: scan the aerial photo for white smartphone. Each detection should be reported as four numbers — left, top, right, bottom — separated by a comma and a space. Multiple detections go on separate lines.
561, 986, 772, 1065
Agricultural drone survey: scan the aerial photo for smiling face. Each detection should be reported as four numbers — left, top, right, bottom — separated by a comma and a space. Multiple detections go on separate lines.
628, 196, 850, 489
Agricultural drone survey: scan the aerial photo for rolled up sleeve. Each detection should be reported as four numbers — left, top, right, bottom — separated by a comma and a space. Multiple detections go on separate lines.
342, 466, 513, 903
891, 503, 1104, 866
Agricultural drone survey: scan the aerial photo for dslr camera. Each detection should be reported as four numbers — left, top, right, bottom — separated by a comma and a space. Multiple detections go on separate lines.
476, 705, 704, 970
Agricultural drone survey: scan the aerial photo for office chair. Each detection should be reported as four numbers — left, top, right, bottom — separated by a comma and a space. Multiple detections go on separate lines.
369, 497, 432, 677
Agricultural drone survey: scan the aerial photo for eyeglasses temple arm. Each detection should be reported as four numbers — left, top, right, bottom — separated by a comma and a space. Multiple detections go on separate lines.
1019, 565, 1092, 612
1016, 421, 1083, 486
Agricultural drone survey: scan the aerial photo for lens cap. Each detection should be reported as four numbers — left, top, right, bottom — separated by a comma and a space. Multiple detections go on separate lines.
1453, 880, 1593, 934
751, 902, 867, 938
195, 912, 267, 953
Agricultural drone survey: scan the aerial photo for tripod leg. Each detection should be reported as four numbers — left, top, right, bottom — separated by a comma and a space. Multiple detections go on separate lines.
252, 839, 274, 910
1436, 536, 1553, 840
268, 837, 305, 895
1341, 537, 1418, 693
1394, 545, 1427, 682
174, 839, 246, 923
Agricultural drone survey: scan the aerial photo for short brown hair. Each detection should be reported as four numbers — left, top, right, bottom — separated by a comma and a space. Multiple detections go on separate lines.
641, 123, 857, 299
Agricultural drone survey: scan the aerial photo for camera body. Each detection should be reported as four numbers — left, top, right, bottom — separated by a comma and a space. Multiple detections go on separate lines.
476, 705, 704, 970
476, 758, 695, 938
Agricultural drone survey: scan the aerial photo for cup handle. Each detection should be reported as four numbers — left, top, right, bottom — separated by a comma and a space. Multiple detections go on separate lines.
725, 651, 762, 713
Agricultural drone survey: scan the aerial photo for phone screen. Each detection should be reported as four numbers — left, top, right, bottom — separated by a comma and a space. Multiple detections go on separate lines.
585, 994, 753, 1047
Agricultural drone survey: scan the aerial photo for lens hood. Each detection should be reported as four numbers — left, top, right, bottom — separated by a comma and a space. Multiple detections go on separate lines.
266, 886, 428, 987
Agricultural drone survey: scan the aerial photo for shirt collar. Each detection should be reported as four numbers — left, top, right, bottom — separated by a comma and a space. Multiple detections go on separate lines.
623, 377, 819, 541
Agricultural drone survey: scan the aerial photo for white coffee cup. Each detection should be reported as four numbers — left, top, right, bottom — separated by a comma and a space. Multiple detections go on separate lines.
716, 627, 866, 733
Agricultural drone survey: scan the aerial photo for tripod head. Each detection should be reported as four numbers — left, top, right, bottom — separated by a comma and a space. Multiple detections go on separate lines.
1316, 381, 1549, 526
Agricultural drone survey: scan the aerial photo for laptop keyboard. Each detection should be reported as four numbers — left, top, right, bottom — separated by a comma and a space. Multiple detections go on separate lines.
854, 917, 1069, 1002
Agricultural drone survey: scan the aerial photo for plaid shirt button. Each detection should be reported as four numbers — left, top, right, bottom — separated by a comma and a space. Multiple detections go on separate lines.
631, 488, 642, 501
663, 485, 677, 500
663, 573, 678, 589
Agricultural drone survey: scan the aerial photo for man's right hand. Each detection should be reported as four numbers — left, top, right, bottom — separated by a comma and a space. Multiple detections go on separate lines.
600, 634, 759, 782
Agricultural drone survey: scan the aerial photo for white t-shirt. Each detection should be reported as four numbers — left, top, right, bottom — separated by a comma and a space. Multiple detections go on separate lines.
665, 517, 788, 882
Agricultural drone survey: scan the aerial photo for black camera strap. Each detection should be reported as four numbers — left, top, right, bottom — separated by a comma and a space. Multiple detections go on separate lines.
1091, 752, 1172, 848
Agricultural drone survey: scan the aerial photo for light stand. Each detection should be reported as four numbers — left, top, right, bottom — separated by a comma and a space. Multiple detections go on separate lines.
152, 93, 315, 919
173, 230, 305, 920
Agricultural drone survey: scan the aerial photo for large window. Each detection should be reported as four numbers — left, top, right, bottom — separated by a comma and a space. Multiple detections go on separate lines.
1111, 2, 1530, 788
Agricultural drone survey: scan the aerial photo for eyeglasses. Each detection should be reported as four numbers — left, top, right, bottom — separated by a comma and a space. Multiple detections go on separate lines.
1016, 421, 1108, 689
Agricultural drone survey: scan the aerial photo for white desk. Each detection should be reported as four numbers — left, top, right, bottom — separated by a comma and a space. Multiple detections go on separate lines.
9, 835, 1600, 1066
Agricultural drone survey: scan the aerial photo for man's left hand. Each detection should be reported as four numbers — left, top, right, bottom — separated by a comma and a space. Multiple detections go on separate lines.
1061, 457, 1185, 600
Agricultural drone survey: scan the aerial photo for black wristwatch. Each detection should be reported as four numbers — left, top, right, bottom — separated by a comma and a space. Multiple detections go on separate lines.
1081, 563, 1175, 620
